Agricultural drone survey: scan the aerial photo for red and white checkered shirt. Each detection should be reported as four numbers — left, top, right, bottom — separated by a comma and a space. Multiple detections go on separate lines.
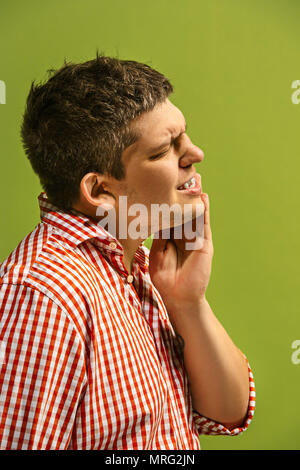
0, 192, 255, 450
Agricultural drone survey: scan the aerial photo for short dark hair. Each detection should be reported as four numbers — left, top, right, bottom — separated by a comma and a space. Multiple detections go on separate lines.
21, 51, 174, 211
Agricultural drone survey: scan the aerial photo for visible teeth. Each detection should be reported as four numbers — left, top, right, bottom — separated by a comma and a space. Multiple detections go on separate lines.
178, 177, 196, 190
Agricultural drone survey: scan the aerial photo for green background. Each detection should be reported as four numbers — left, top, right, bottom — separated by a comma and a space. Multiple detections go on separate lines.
1, 0, 299, 450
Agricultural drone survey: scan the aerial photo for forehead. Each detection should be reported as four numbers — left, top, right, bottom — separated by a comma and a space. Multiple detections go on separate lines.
123, 99, 186, 160
134, 99, 185, 138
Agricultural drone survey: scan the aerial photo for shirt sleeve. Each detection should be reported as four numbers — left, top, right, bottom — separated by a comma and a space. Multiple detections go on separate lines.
192, 352, 256, 436
0, 284, 88, 449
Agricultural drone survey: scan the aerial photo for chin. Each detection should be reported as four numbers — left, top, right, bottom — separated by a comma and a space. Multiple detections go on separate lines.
159, 199, 205, 231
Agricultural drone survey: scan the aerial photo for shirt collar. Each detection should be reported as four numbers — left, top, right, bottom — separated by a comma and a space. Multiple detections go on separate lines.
38, 192, 149, 273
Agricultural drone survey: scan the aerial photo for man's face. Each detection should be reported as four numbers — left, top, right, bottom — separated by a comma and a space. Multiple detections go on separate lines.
111, 98, 205, 236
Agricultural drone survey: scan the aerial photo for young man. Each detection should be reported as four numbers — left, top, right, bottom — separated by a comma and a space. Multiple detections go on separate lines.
0, 54, 255, 449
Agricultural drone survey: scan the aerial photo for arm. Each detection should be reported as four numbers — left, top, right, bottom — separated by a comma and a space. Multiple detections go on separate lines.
169, 296, 249, 428
149, 193, 254, 430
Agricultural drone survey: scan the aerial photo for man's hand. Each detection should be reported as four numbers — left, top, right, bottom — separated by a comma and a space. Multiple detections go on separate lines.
149, 193, 251, 427
149, 193, 213, 320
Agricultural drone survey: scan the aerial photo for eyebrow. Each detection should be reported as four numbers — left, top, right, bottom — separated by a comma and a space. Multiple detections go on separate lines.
147, 122, 188, 154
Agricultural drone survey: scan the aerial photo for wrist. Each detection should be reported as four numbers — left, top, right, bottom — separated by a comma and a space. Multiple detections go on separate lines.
167, 294, 209, 319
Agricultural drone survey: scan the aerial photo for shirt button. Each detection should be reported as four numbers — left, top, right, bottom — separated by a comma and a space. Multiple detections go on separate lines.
109, 241, 117, 250
127, 274, 134, 283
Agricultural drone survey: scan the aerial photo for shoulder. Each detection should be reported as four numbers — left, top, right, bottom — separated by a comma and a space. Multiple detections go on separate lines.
0, 223, 93, 344
0, 222, 54, 285
0, 222, 93, 313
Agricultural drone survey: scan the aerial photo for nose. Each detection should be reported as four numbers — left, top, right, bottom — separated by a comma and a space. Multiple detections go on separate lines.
179, 142, 204, 168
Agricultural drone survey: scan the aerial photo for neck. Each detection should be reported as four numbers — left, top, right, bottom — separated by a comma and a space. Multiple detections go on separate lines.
71, 203, 146, 275
118, 237, 145, 275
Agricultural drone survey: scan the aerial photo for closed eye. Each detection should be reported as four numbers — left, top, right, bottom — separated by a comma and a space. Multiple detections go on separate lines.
149, 132, 185, 161
149, 149, 169, 160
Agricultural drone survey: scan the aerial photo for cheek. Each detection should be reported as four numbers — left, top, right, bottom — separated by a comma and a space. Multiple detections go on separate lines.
139, 167, 176, 197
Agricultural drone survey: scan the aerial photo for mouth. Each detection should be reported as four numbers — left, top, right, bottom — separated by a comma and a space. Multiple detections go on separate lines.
176, 173, 202, 196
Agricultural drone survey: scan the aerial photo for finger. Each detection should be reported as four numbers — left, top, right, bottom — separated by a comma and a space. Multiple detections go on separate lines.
151, 233, 167, 252
201, 193, 212, 241
149, 236, 166, 270
149, 228, 173, 271
161, 239, 178, 273
149, 238, 178, 279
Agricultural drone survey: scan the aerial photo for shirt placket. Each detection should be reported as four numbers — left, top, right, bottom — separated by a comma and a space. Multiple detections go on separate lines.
140, 276, 167, 363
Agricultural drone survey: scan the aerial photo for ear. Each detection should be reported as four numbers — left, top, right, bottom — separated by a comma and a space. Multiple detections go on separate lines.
79, 172, 116, 210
